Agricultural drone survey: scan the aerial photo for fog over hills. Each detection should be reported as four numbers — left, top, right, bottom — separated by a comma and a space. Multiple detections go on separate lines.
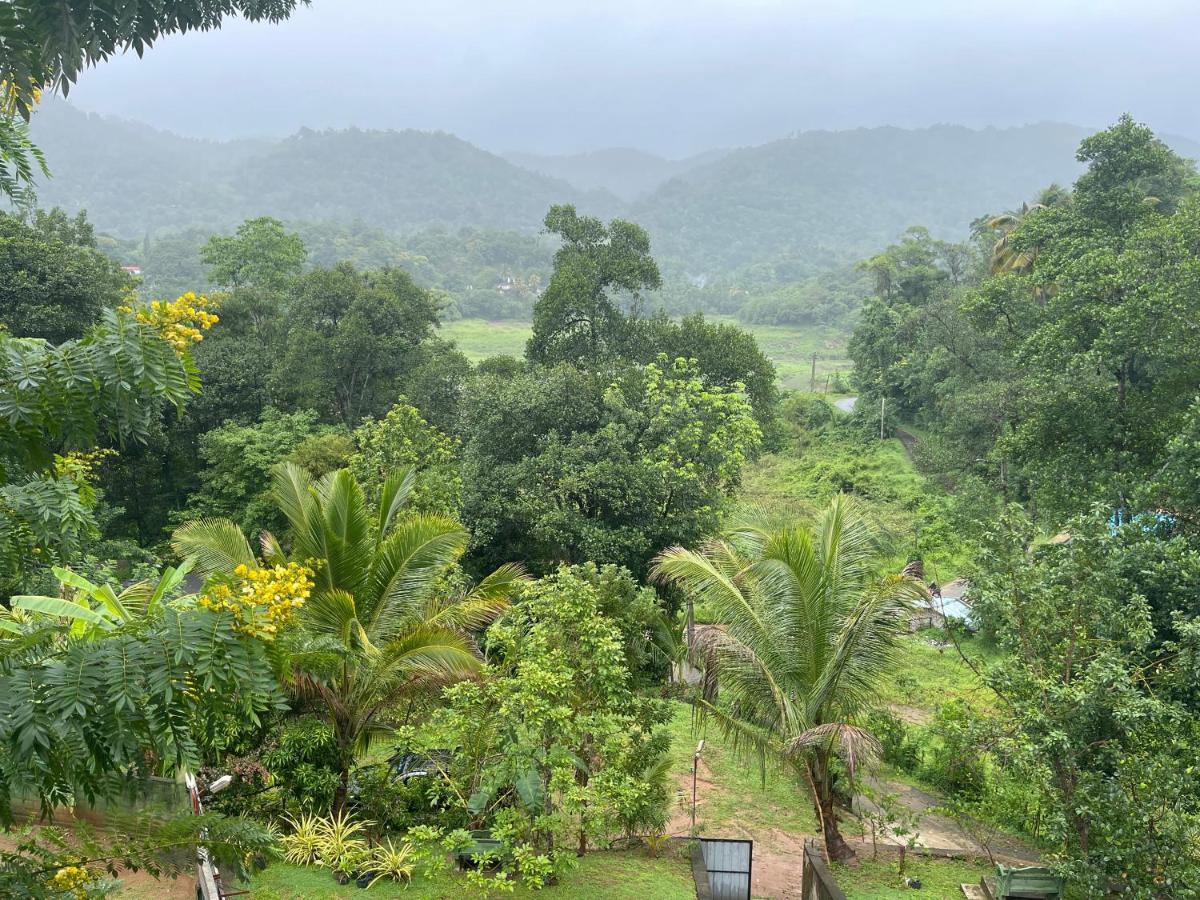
20, 99, 1200, 285
502, 148, 730, 202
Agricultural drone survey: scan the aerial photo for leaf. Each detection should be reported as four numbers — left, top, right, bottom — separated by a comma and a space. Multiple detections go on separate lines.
10, 595, 114, 628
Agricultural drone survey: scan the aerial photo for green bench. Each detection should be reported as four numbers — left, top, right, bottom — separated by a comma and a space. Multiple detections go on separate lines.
987, 865, 1064, 900
455, 829, 502, 869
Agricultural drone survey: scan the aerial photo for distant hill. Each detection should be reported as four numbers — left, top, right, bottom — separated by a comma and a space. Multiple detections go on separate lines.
503, 147, 728, 201
634, 123, 1200, 280
24, 100, 618, 237
19, 104, 1200, 294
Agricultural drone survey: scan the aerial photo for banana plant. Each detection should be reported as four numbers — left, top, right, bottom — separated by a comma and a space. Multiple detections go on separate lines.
8, 560, 196, 638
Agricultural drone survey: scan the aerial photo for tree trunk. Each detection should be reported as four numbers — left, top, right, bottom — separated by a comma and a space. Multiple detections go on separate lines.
807, 757, 856, 863
332, 766, 349, 816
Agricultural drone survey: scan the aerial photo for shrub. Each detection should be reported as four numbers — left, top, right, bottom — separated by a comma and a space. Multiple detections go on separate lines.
280, 812, 323, 866
261, 717, 340, 813
865, 709, 921, 772
921, 700, 988, 798
349, 763, 461, 834
368, 839, 415, 887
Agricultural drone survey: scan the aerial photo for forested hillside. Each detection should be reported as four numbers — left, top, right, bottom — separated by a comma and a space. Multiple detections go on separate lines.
24, 101, 1200, 302
635, 122, 1200, 280
24, 100, 618, 236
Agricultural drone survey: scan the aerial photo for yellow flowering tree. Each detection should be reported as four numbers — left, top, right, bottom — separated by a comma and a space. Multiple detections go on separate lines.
174, 463, 527, 813
119, 291, 220, 352
199, 561, 314, 640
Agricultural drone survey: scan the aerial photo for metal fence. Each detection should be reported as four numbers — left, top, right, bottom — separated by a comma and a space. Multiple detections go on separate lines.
9, 775, 187, 825
801, 839, 847, 900
692, 838, 752, 900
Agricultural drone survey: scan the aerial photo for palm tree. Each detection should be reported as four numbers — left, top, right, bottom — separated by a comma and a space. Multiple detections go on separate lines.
174, 463, 525, 812
651, 496, 925, 862
986, 185, 1069, 276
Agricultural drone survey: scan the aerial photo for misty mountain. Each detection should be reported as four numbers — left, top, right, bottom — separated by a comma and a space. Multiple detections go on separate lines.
503, 147, 728, 201
25, 100, 618, 237
635, 123, 1200, 280
20, 102, 1200, 291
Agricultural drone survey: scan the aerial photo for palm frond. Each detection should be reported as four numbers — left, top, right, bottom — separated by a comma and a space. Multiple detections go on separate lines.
366, 516, 468, 640
784, 722, 881, 778
172, 518, 256, 577
377, 466, 416, 536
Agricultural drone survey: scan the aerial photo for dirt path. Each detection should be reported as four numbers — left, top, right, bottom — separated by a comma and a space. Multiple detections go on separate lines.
859, 777, 1040, 866
667, 759, 807, 899
894, 427, 919, 460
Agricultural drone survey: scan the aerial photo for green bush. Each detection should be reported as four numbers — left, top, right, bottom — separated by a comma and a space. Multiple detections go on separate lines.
262, 717, 341, 813
921, 700, 987, 799
349, 764, 463, 835
866, 709, 921, 772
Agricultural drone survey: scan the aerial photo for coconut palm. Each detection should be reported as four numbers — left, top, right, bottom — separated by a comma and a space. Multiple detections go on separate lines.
174, 462, 525, 812
651, 495, 925, 862
986, 184, 1070, 276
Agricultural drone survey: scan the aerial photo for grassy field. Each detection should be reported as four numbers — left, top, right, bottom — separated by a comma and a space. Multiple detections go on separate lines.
438, 318, 531, 362
438, 318, 852, 390
878, 632, 995, 719
736, 432, 970, 582
836, 851, 992, 898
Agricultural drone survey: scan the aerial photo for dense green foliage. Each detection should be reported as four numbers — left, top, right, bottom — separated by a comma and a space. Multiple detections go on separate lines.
850, 116, 1200, 523
461, 356, 760, 578
426, 565, 672, 861
0, 210, 128, 342
971, 511, 1200, 893
26, 104, 1200, 330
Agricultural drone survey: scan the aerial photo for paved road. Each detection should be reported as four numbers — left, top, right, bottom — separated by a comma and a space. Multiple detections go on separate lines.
834, 396, 857, 412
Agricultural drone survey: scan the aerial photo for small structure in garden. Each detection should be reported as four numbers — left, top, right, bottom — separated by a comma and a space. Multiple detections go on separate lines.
690, 837, 753, 900
978, 864, 1065, 899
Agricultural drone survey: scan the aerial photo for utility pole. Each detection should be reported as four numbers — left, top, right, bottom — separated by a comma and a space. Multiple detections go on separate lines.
823, 373, 830, 395
810, 352, 817, 391
880, 396, 886, 440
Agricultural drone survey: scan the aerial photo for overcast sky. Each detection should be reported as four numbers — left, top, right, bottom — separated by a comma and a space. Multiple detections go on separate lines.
61, 0, 1200, 156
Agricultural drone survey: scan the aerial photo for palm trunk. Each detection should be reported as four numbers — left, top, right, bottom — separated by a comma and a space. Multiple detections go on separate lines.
333, 766, 349, 816
806, 756, 856, 863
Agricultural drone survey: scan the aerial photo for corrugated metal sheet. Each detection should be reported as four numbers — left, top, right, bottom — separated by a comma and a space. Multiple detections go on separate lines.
701, 838, 752, 900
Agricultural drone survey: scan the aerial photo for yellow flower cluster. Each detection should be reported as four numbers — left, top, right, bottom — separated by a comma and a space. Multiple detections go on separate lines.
199, 562, 314, 639
120, 292, 219, 352
1, 81, 40, 115
53, 448, 116, 483
50, 865, 93, 897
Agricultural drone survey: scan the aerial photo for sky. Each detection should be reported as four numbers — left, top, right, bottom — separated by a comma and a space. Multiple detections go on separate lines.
61, 0, 1200, 157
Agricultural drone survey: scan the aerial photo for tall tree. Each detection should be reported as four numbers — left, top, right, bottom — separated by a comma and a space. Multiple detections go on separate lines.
462, 357, 760, 578
526, 205, 661, 368
0, 211, 129, 343
972, 509, 1200, 893
275, 263, 443, 426
652, 496, 925, 862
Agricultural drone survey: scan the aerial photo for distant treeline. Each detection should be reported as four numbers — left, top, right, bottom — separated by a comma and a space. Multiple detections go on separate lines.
21, 101, 1200, 328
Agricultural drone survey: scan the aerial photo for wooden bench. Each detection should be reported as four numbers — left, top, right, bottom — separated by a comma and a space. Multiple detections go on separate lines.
455, 829, 503, 869
981, 865, 1064, 900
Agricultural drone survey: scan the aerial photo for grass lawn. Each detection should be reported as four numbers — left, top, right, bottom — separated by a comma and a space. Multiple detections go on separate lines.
834, 851, 991, 898
709, 316, 852, 390
438, 318, 531, 361
232, 849, 694, 899
664, 702, 818, 837
877, 633, 995, 718
438, 318, 852, 391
